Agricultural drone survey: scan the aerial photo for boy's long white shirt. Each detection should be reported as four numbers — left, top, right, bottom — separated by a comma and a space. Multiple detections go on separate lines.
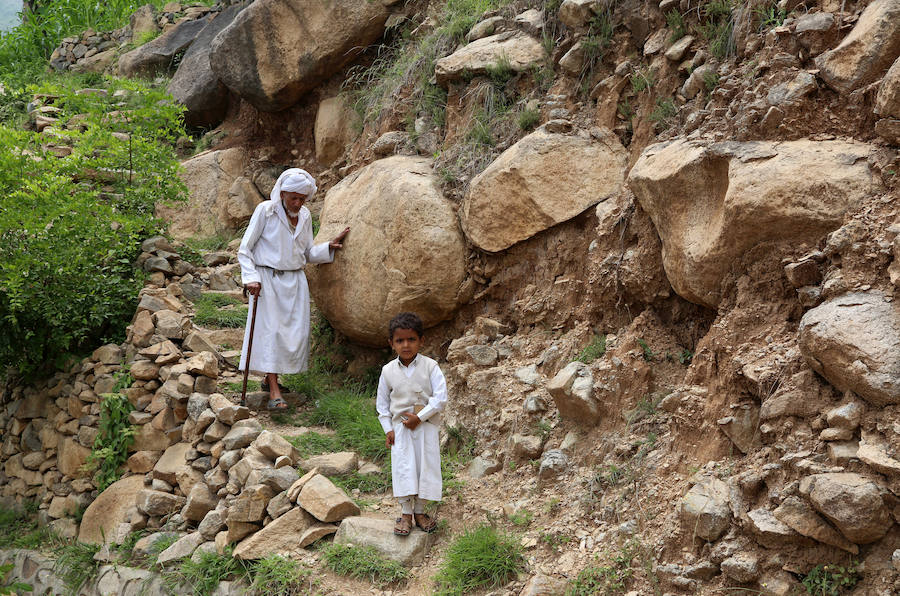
376, 355, 448, 433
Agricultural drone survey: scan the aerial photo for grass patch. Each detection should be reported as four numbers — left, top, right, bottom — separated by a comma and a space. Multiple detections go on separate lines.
517, 107, 540, 131
321, 543, 408, 587
249, 555, 318, 595
300, 390, 387, 463
224, 379, 261, 393
576, 334, 606, 364
0, 561, 32, 594
193, 293, 248, 329
630, 67, 656, 94
148, 533, 179, 567
666, 9, 688, 41
649, 97, 677, 130
755, 1, 787, 31
286, 432, 343, 459
698, 0, 735, 60
331, 469, 392, 495
161, 546, 248, 596
53, 542, 102, 595
636, 338, 655, 362
703, 69, 720, 92
566, 543, 638, 595
0, 504, 59, 550
434, 524, 525, 596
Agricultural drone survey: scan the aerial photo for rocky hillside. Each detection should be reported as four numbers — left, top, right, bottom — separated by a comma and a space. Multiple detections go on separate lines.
2, 0, 900, 594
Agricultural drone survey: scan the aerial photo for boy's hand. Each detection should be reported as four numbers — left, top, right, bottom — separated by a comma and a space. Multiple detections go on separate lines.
401, 412, 420, 430
385, 430, 395, 447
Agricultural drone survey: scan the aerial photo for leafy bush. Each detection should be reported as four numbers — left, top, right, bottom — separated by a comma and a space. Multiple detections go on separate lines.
83, 391, 135, 491
321, 543, 408, 587
434, 524, 525, 596
576, 335, 606, 364
801, 563, 860, 596
517, 107, 540, 131
0, 77, 186, 376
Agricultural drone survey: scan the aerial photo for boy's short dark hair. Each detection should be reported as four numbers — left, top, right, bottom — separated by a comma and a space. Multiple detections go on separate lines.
389, 312, 424, 340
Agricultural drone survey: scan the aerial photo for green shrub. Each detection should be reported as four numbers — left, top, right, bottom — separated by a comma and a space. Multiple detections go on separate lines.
576, 335, 606, 363
666, 10, 687, 41
801, 563, 860, 596
630, 67, 656, 94
434, 524, 525, 596
321, 543, 408, 587
649, 97, 677, 130
53, 542, 102, 594
755, 2, 787, 31
698, 0, 735, 60
0, 77, 186, 376
84, 391, 135, 491
300, 389, 388, 463
517, 107, 540, 130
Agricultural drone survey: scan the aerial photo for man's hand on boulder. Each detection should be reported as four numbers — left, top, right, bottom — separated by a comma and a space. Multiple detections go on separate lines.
330, 227, 350, 249
245, 282, 261, 297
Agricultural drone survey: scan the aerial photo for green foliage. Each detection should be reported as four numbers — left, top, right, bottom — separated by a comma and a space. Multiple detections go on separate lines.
321, 543, 408, 587
434, 524, 525, 596
485, 54, 515, 89
53, 542, 102, 594
698, 0, 735, 60
566, 541, 641, 595
801, 563, 860, 596
703, 70, 720, 92
636, 338, 655, 362
755, 2, 787, 31
193, 293, 248, 328
248, 555, 318, 596
84, 392, 134, 491
0, 77, 186, 375
132, 28, 160, 47
539, 530, 571, 552
678, 349, 693, 365
508, 509, 533, 527
330, 469, 392, 495
580, 10, 614, 78
0, 503, 58, 549
286, 431, 343, 459
666, 10, 687, 42
148, 533, 179, 567
161, 546, 249, 596
630, 67, 656, 94
649, 97, 677, 130
0, 561, 33, 595
299, 389, 387, 463
576, 334, 606, 363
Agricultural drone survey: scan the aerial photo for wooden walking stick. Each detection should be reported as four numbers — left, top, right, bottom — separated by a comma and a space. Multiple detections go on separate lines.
241, 288, 260, 406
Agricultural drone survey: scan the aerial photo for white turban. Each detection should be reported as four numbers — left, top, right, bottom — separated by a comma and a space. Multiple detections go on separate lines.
270, 168, 317, 202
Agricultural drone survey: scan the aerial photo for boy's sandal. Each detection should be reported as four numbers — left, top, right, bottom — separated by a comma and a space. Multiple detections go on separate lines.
414, 513, 437, 533
261, 380, 291, 393
394, 516, 412, 536
267, 396, 289, 411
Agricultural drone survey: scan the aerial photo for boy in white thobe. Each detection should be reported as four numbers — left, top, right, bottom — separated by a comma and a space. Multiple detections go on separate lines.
376, 312, 447, 536
238, 168, 349, 410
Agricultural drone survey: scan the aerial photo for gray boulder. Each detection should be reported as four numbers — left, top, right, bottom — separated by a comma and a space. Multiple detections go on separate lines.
119, 18, 209, 78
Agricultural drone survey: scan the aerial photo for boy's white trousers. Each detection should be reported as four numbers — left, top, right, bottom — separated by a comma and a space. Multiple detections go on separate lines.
391, 420, 442, 502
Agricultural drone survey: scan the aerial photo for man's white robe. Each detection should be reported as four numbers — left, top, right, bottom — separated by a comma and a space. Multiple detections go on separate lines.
237, 199, 333, 374
376, 355, 447, 501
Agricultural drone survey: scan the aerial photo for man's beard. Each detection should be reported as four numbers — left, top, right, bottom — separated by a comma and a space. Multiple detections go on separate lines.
287, 210, 300, 217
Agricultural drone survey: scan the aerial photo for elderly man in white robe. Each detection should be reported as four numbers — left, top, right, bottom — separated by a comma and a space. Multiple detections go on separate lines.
237, 168, 349, 410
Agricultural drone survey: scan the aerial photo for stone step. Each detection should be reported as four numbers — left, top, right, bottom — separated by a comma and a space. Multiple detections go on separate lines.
334, 516, 437, 566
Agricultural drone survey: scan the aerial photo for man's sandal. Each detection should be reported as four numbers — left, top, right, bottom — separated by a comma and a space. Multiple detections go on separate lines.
414, 513, 437, 533
394, 516, 412, 536
267, 396, 289, 411
261, 380, 291, 393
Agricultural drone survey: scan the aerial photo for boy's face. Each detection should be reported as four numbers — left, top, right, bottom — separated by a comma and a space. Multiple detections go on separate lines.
390, 327, 424, 365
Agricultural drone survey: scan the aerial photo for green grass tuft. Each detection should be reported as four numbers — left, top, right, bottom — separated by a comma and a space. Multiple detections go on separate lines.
248, 555, 318, 595
433, 524, 525, 596
161, 546, 248, 596
517, 108, 540, 131
321, 543, 408, 587
193, 293, 248, 328
576, 335, 606, 364
53, 542, 102, 594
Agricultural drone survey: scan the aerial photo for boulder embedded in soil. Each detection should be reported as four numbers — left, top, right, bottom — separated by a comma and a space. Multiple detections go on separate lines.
233, 507, 335, 559
680, 477, 731, 541
545, 361, 598, 423
307, 156, 467, 346
460, 126, 627, 252
434, 31, 545, 86
773, 496, 859, 554
814, 0, 900, 94
334, 516, 436, 566
209, 0, 389, 111
799, 292, 900, 407
800, 472, 892, 544
628, 139, 878, 307
299, 452, 358, 477
78, 475, 146, 544
297, 474, 359, 522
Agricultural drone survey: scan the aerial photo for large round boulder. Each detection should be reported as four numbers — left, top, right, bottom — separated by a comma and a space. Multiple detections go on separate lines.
308, 156, 468, 346
460, 126, 627, 253
799, 292, 900, 406
209, 0, 389, 112
78, 475, 146, 544
628, 139, 878, 308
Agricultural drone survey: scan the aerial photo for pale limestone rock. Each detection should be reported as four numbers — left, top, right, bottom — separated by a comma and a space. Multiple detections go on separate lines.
209, 0, 388, 111
156, 532, 203, 566
153, 442, 192, 485
315, 95, 360, 166
308, 156, 467, 346
801, 472, 892, 544
629, 139, 877, 308
875, 56, 900, 118
252, 430, 298, 462
680, 477, 731, 541
186, 351, 219, 378
815, 0, 900, 94
183, 482, 217, 522
435, 31, 545, 86
747, 508, 804, 548
198, 509, 225, 540
558, 0, 601, 29
58, 436, 91, 477
127, 450, 161, 474
300, 452, 358, 476
234, 507, 335, 559
334, 516, 436, 565
799, 292, 900, 406
136, 489, 186, 517
546, 361, 598, 423
287, 468, 319, 502
297, 474, 360, 522
461, 127, 626, 253
227, 484, 274, 523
